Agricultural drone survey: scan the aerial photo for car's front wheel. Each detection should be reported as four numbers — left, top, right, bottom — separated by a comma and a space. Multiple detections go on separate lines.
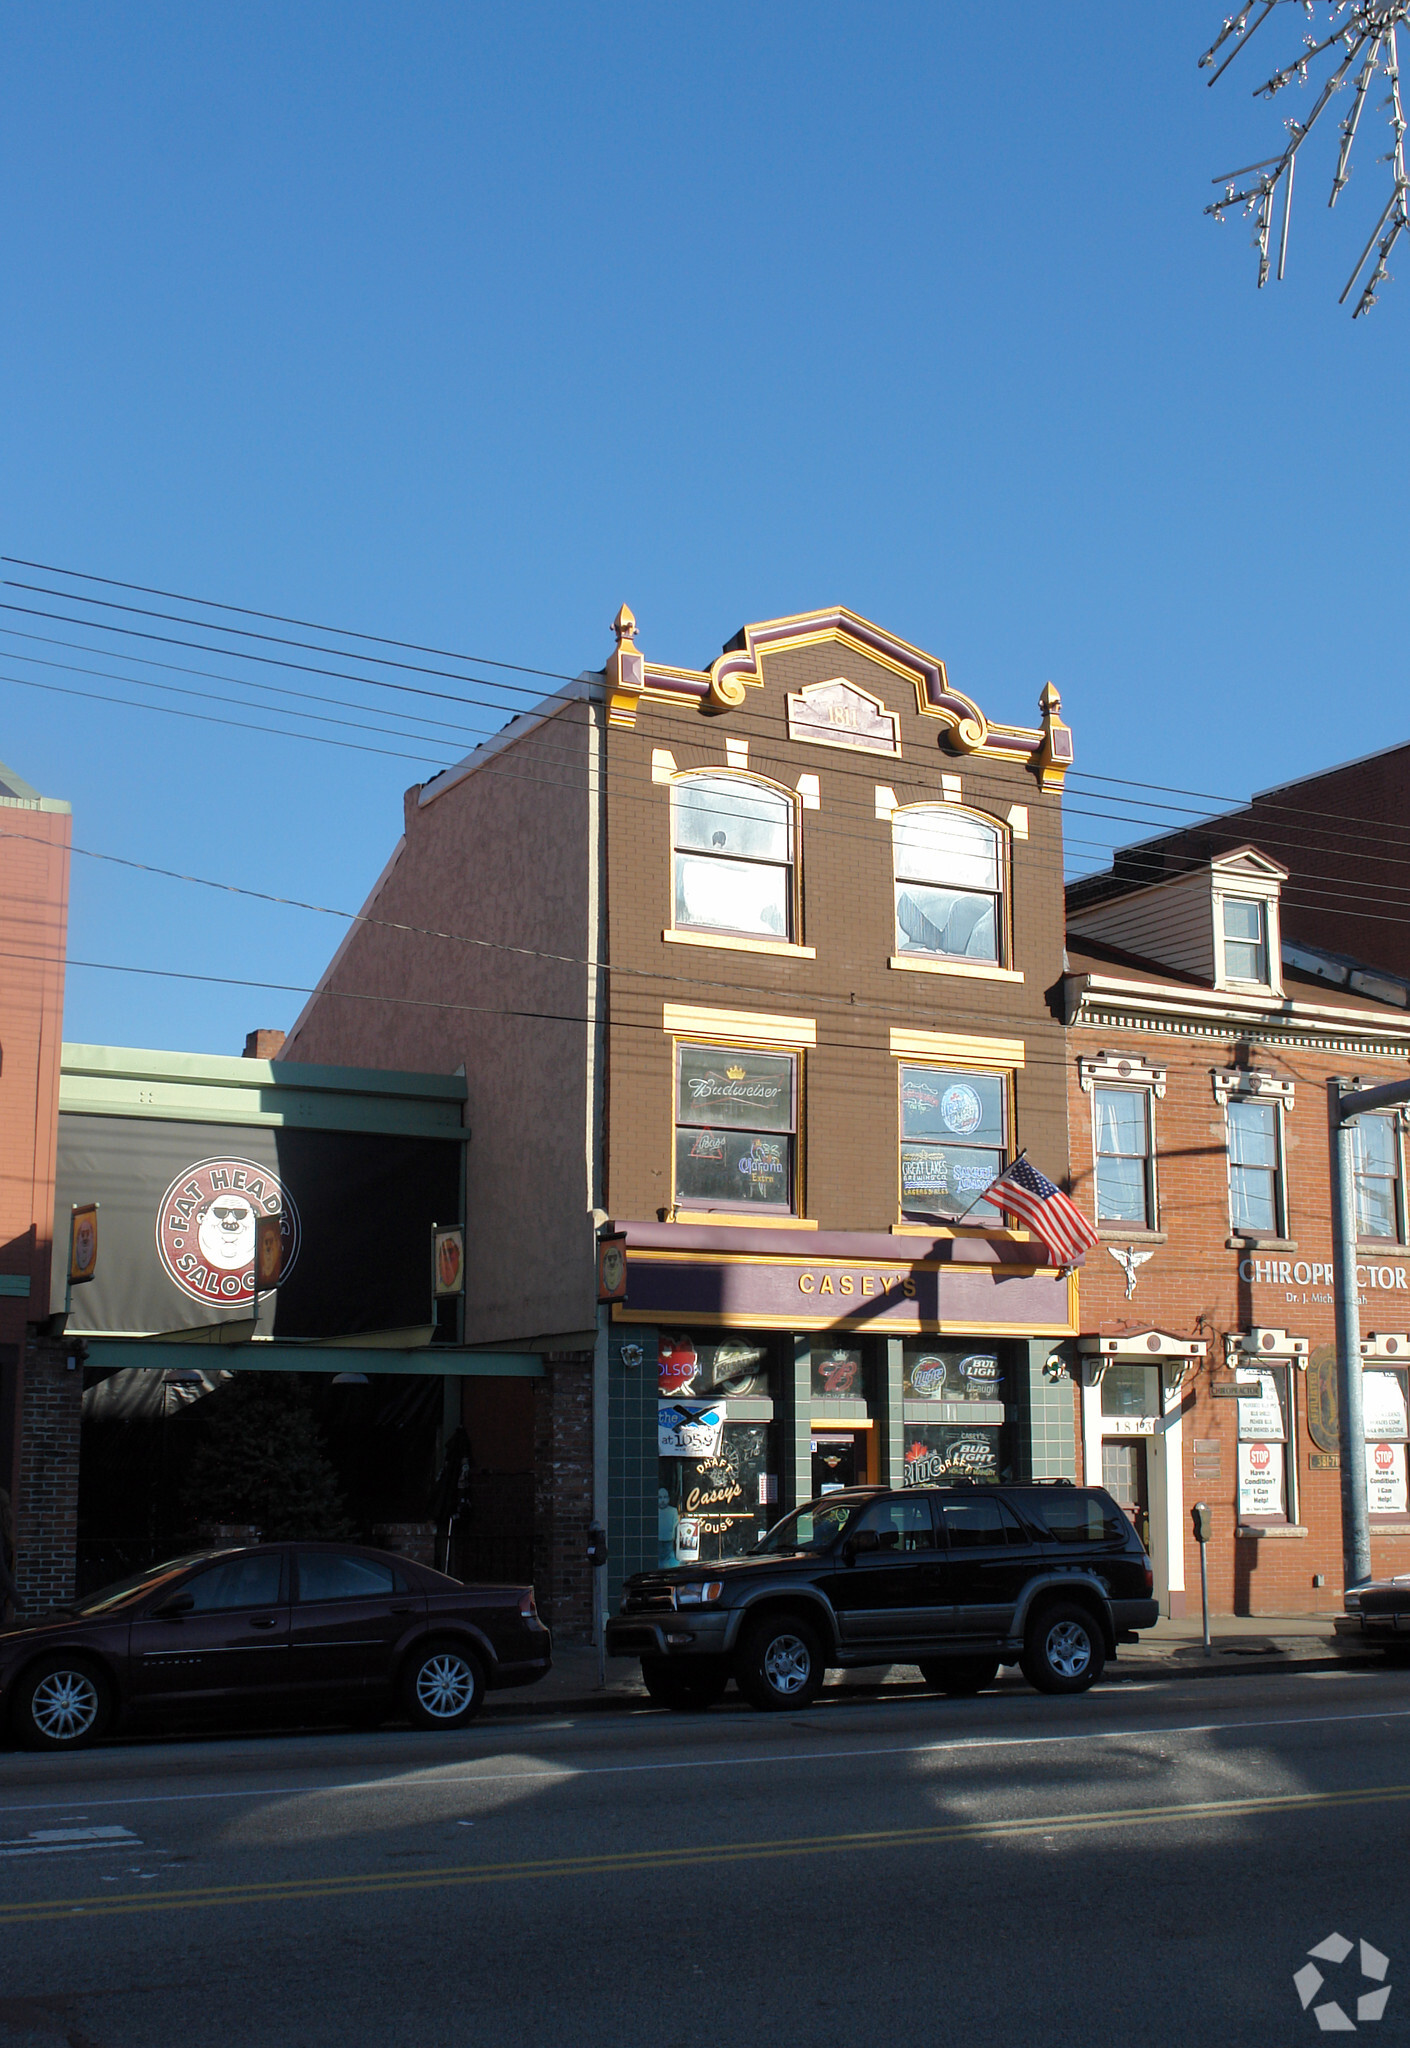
401, 1641, 486, 1729
1020, 1602, 1106, 1695
640, 1657, 729, 1710
735, 1613, 825, 1711
917, 1656, 1000, 1697
12, 1656, 113, 1750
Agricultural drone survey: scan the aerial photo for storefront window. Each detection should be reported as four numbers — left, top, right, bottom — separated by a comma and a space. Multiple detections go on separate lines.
674, 1044, 796, 1212
898, 1066, 1006, 1225
1236, 1366, 1290, 1523
657, 1332, 773, 1399
902, 1343, 1005, 1404
903, 1425, 1001, 1485
658, 1422, 775, 1564
810, 1345, 871, 1401
1364, 1367, 1409, 1516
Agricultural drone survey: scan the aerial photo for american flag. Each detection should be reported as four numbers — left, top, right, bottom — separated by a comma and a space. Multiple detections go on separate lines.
985, 1155, 1098, 1268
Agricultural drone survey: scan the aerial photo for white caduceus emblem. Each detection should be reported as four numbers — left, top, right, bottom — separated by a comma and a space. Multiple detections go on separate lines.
1108, 1243, 1155, 1301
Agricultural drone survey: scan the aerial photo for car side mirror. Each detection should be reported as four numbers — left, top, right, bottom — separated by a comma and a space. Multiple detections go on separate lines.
845, 1529, 881, 1563
152, 1593, 194, 1619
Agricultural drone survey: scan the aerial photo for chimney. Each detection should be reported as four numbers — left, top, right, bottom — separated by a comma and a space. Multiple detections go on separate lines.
243, 1029, 286, 1060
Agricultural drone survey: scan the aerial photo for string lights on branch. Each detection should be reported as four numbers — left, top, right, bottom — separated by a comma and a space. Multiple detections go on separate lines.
1201, 2, 1410, 314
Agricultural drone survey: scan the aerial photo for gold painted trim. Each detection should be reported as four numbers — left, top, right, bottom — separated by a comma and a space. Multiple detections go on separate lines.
889, 956, 1025, 984
663, 930, 816, 961
625, 1246, 1054, 1277
670, 1212, 819, 1231
812, 1417, 875, 1429
889, 1224, 1033, 1242
889, 1027, 1025, 1066
613, 1307, 1078, 1336
665, 1003, 816, 1048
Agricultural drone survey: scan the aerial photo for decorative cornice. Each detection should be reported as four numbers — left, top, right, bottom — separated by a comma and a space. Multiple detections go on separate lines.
629, 606, 1051, 765
1078, 1051, 1167, 1097
1066, 971, 1410, 1058
1211, 1067, 1295, 1108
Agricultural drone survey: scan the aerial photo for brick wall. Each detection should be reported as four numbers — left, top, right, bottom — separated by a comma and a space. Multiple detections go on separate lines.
533, 1350, 594, 1640
14, 1330, 82, 1611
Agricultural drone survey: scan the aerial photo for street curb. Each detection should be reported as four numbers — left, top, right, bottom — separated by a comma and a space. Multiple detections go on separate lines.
480, 1646, 1375, 1719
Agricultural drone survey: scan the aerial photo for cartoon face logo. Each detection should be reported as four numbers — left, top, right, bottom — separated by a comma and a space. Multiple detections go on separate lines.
156, 1157, 301, 1307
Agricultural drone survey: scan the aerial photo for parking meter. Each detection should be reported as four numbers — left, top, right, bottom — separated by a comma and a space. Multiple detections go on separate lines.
587, 1524, 608, 1568
1191, 1501, 1212, 1649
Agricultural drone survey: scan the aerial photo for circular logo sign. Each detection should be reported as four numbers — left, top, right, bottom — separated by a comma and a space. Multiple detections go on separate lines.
1249, 1443, 1272, 1471
940, 1083, 984, 1137
1376, 1443, 1397, 1471
155, 1157, 301, 1306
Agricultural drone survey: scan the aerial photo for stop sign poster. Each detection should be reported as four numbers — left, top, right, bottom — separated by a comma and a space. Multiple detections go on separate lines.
1365, 1441, 1408, 1515
1237, 1440, 1285, 1519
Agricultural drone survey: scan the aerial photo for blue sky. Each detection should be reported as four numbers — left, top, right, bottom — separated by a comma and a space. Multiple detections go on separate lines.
3, 3, 1406, 1055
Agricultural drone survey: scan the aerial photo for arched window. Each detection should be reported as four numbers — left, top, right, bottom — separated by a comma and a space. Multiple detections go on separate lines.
672, 774, 794, 941
892, 807, 1002, 963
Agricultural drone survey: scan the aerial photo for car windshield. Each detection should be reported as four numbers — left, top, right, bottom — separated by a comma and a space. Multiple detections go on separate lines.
67, 1555, 212, 1617
752, 1500, 857, 1554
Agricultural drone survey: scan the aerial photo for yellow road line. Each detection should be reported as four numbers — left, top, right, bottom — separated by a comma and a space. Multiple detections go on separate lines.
3, 1780, 1406, 1927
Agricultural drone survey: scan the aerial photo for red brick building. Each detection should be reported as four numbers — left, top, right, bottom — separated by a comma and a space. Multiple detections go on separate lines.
0, 756, 74, 1610
1065, 843, 1410, 1618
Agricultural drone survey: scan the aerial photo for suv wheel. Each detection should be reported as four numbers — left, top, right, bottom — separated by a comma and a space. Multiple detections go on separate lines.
13, 1656, 112, 1750
917, 1657, 1000, 1698
1020, 1602, 1106, 1695
402, 1641, 486, 1728
735, 1614, 824, 1711
640, 1657, 729, 1711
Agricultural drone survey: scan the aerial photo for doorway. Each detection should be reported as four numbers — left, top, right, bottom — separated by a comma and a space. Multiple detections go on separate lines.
1102, 1439, 1150, 1552
811, 1432, 861, 1497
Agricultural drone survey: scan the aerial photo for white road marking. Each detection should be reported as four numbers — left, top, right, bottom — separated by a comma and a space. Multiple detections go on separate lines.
0, 1826, 141, 1859
0, 1700, 1408, 1821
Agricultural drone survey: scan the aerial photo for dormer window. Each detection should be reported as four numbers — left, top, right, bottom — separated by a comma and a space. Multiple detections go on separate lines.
1221, 896, 1269, 985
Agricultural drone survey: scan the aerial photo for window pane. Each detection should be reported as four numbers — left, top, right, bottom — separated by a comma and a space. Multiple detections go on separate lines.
1223, 897, 1263, 942
900, 1142, 1003, 1221
1357, 1176, 1398, 1239
939, 1498, 1005, 1549
895, 883, 997, 961
1229, 1100, 1278, 1167
1363, 1369, 1409, 1441
893, 809, 999, 890
673, 776, 791, 862
1100, 1363, 1159, 1418
1096, 1154, 1149, 1225
900, 1069, 1005, 1146
1224, 938, 1265, 982
901, 1424, 1000, 1484
677, 1048, 793, 1130
1032, 1494, 1126, 1544
297, 1552, 396, 1603
852, 1497, 935, 1550
902, 1346, 1005, 1403
675, 1128, 793, 1208
1357, 1116, 1398, 1176
1230, 1165, 1277, 1233
675, 853, 789, 936
1094, 1088, 1148, 1158
185, 1555, 283, 1611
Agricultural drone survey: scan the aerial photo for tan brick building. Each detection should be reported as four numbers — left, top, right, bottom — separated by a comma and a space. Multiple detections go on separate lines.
1065, 844, 1410, 1618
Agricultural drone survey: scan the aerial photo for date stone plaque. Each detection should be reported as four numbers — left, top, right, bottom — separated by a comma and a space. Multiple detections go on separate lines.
786, 678, 900, 757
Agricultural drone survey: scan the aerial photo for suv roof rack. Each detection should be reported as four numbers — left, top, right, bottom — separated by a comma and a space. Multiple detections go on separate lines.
1025, 1477, 1075, 1486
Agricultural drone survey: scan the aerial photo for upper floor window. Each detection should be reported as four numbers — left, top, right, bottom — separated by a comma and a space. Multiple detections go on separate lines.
674, 1042, 797, 1213
899, 1064, 1007, 1224
1354, 1113, 1406, 1243
673, 775, 794, 941
893, 808, 1001, 964
1221, 895, 1269, 985
1093, 1086, 1154, 1230
1228, 1096, 1283, 1236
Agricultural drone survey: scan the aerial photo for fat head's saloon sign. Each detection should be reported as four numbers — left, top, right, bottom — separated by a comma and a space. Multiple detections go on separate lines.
156, 1157, 302, 1306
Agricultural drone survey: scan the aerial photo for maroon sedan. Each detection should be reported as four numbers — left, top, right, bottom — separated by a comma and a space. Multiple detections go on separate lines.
0, 1543, 552, 1749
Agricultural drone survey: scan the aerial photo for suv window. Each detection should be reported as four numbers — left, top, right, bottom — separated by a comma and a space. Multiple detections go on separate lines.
939, 1497, 1024, 1549
184, 1555, 285, 1611
1029, 1491, 1129, 1546
296, 1553, 401, 1603
852, 1497, 935, 1552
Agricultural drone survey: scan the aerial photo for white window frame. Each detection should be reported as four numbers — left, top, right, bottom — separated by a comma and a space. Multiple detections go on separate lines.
1213, 1071, 1294, 1241
1214, 885, 1283, 994
890, 803, 1008, 969
1091, 1083, 1158, 1233
1353, 1110, 1410, 1248
669, 770, 799, 946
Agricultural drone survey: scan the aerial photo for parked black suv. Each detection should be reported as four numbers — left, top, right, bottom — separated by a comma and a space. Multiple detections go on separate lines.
606, 1483, 1157, 1710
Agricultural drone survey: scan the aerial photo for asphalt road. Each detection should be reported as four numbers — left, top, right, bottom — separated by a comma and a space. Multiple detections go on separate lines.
0, 1664, 1407, 2048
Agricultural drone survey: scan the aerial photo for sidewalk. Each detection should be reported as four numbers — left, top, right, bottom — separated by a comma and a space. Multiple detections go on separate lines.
481, 1612, 1362, 1720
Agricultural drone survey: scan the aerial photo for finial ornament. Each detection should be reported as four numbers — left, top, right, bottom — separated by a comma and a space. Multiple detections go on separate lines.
1034, 679, 1073, 792
605, 604, 645, 728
